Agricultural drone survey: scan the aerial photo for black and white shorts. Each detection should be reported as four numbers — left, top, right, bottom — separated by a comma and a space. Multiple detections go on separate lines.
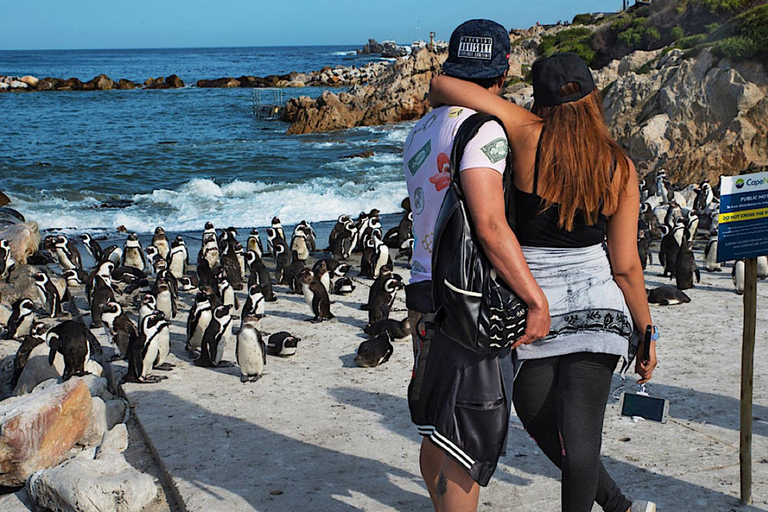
408, 317, 514, 487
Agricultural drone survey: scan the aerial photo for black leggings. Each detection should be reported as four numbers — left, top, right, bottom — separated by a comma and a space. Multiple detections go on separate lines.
513, 352, 632, 512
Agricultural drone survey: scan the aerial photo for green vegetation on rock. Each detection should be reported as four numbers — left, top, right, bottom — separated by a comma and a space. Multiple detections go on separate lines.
538, 27, 596, 66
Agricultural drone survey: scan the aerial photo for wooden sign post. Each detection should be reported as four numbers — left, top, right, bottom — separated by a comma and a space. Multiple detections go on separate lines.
717, 171, 768, 505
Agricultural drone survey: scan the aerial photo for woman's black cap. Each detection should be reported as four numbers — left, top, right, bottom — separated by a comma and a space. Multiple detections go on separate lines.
532, 52, 596, 106
443, 19, 510, 80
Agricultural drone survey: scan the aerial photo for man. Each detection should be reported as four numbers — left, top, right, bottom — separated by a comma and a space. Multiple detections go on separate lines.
403, 19, 550, 511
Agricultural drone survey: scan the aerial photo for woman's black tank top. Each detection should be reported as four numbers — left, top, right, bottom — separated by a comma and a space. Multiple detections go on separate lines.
515, 126, 608, 248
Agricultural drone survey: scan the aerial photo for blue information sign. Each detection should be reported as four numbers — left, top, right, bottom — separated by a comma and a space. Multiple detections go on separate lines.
718, 171, 768, 262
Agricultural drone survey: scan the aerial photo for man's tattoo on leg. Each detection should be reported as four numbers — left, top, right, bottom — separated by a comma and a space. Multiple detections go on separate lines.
437, 472, 448, 498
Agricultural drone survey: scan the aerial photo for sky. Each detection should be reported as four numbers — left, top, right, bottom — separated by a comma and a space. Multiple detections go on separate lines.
1, 1, 625, 50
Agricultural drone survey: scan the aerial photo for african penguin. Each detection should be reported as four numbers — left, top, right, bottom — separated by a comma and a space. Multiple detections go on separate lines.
241, 284, 265, 329
367, 274, 403, 326
4, 298, 35, 340
11, 321, 48, 388
659, 225, 680, 278
0, 239, 15, 281
355, 332, 394, 368
220, 240, 244, 291
139, 294, 157, 324
33, 272, 64, 318
186, 292, 213, 353
647, 286, 691, 306
46, 320, 102, 381
179, 275, 199, 293
674, 240, 700, 290
152, 276, 177, 319
101, 301, 136, 360
291, 231, 310, 262
364, 317, 412, 341
79, 233, 103, 264
152, 227, 171, 259
101, 245, 123, 266
199, 232, 220, 270
54, 235, 82, 271
271, 217, 285, 243
195, 304, 232, 367
63, 268, 89, 288
124, 311, 170, 383
247, 229, 264, 258
372, 237, 391, 279
122, 233, 147, 271
267, 332, 300, 357
274, 242, 291, 285
733, 260, 745, 294
758, 255, 768, 279
301, 269, 334, 323
168, 240, 188, 280
704, 231, 721, 272
333, 277, 356, 295
246, 250, 276, 302
217, 269, 239, 310
236, 316, 267, 383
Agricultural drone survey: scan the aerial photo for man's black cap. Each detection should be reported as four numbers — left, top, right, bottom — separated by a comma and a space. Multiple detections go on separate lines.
532, 52, 596, 106
443, 19, 510, 80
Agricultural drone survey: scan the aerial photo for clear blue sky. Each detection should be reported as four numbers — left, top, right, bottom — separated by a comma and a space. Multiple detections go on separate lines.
1, 1, 624, 50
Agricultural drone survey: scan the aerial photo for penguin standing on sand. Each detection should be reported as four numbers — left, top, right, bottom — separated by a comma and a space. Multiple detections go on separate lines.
360, 238, 376, 278
313, 259, 332, 294
203, 222, 218, 246
267, 332, 300, 357
758, 255, 768, 279
236, 316, 267, 382
11, 322, 48, 388
195, 304, 232, 367
0, 239, 15, 281
271, 217, 285, 243
152, 227, 171, 259
220, 240, 244, 291
733, 260, 746, 294
235, 242, 247, 281
4, 298, 35, 340
301, 270, 334, 323
54, 235, 82, 271
674, 239, 700, 290
296, 220, 317, 253
186, 292, 213, 353
291, 230, 310, 262
157, 268, 179, 298
659, 225, 680, 277
274, 242, 291, 284
33, 272, 65, 318
101, 301, 136, 359
90, 271, 115, 328
329, 215, 350, 259
367, 274, 404, 326
247, 229, 264, 258
86, 261, 114, 306
46, 320, 102, 381
246, 251, 276, 302
152, 275, 177, 319
122, 233, 147, 271
704, 231, 721, 272
124, 311, 170, 383
372, 237, 391, 279
79, 234, 103, 264
199, 233, 221, 270
168, 239, 188, 280
196, 258, 217, 293
241, 284, 265, 329
139, 294, 157, 324
284, 250, 307, 294
637, 226, 652, 270
217, 269, 239, 310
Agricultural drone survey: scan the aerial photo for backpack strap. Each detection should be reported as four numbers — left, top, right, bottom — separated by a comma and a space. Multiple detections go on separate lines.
449, 113, 510, 201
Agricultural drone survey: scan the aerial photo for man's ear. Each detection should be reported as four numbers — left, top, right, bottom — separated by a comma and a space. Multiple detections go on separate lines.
498, 70, 509, 88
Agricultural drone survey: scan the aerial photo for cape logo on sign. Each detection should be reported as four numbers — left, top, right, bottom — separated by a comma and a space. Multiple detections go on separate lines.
736, 178, 745, 189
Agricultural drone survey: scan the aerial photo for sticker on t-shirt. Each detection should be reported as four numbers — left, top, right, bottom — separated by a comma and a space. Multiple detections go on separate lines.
408, 140, 432, 176
481, 137, 508, 164
413, 187, 425, 214
429, 152, 451, 191
411, 260, 427, 275
421, 232, 434, 253
448, 108, 464, 118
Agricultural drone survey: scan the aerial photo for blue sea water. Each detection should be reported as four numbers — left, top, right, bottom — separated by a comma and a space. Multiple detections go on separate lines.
0, 46, 412, 240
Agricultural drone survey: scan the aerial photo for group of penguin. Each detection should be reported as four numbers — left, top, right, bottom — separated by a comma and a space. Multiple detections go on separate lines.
639, 171, 768, 305
1, 205, 416, 388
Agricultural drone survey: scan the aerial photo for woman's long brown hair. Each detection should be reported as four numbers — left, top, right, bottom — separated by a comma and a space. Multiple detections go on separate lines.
531, 84, 629, 231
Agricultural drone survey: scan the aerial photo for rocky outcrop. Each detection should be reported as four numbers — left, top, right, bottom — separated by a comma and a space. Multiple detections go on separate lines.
283, 49, 445, 134
0, 379, 92, 486
0, 222, 40, 265
601, 49, 768, 182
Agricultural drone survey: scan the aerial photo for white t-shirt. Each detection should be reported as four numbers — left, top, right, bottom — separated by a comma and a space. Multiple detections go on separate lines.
403, 105, 508, 284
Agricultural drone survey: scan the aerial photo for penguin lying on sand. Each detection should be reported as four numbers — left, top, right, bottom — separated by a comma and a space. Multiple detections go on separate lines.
267, 332, 300, 357
647, 286, 691, 305
355, 332, 393, 368
364, 317, 411, 341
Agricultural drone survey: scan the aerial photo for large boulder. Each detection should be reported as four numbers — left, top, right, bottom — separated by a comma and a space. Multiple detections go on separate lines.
26, 448, 157, 512
165, 74, 184, 88
36, 77, 60, 91
0, 379, 92, 486
89, 74, 114, 91
0, 222, 40, 265
116, 79, 137, 90
13, 348, 103, 397
197, 77, 241, 88
0, 191, 10, 207
19, 76, 38, 88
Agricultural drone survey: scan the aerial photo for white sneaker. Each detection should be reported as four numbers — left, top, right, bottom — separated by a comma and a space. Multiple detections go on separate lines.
630, 501, 656, 512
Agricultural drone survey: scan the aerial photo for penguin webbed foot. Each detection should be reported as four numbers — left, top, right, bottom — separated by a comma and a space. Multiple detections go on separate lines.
107, 354, 123, 362
140, 375, 167, 383
216, 360, 235, 368
154, 363, 175, 371
309, 316, 322, 323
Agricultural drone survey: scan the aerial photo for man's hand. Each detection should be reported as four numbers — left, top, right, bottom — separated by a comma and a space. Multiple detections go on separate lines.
511, 301, 550, 348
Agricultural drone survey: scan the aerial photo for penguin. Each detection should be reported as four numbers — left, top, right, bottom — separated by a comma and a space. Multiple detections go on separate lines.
271, 217, 285, 243
266, 332, 300, 357
360, 237, 376, 278
139, 294, 157, 325
90, 272, 116, 328
63, 268, 89, 288
0, 239, 16, 281
124, 311, 170, 383
53, 235, 82, 271
659, 225, 680, 278
301, 270, 334, 323
758, 255, 768, 279
704, 231, 721, 272
647, 286, 691, 305
174, 236, 190, 265
241, 284, 265, 329
4, 298, 35, 340
111, 265, 146, 287
733, 260, 745, 294
152, 227, 171, 259
333, 277, 356, 295
684, 210, 699, 242
366, 274, 403, 326
637, 225, 652, 270
674, 239, 700, 290
364, 317, 412, 341
179, 275, 199, 293
46, 320, 102, 381
101, 301, 136, 359
396, 237, 414, 262
11, 322, 48, 388
145, 246, 160, 276
122, 233, 147, 271
217, 269, 239, 310
355, 332, 394, 368
199, 232, 220, 270
246, 251, 276, 302
79, 233, 103, 264
641, 202, 662, 240
313, 259, 332, 294
235, 242, 247, 282
655, 169, 669, 203
33, 272, 65, 318
186, 292, 213, 353
266, 227, 283, 258
361, 216, 383, 251
123, 277, 151, 296
274, 242, 291, 285
220, 240, 244, 291
284, 251, 307, 294
328, 215, 351, 259
196, 258, 217, 293
236, 316, 267, 383
101, 245, 122, 266
168, 240, 188, 280
219, 227, 239, 251
291, 231, 310, 262
296, 220, 317, 253
156, 268, 179, 299
86, 261, 115, 306
372, 237, 391, 279
340, 221, 358, 260
203, 222, 218, 247
195, 304, 232, 367
247, 228, 264, 258
152, 275, 177, 319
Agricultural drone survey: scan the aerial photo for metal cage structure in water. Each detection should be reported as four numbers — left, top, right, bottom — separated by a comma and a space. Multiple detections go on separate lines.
252, 88, 285, 119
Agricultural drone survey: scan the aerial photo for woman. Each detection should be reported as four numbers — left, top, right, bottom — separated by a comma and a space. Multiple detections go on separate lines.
430, 52, 658, 512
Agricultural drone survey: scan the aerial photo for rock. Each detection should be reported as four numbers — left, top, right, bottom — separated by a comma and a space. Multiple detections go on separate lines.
10, 80, 28, 90
144, 76, 163, 87
89, 74, 114, 91
60, 77, 84, 91
0, 191, 9, 207
165, 74, 184, 88
20, 76, 39, 88
36, 77, 60, 91
197, 77, 241, 88
117, 79, 137, 90
13, 351, 103, 397
381, 40, 410, 58
0, 82, 8, 91
0, 303, 11, 325
358, 39, 384, 55
80, 396, 108, 448
104, 398, 128, 429
0, 379, 92, 486
0, 222, 40, 265
95, 424, 128, 459
341, 151, 375, 159
26, 451, 157, 512
79, 374, 112, 400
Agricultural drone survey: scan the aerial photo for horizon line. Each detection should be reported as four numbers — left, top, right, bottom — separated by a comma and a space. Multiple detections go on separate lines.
0, 41, 440, 53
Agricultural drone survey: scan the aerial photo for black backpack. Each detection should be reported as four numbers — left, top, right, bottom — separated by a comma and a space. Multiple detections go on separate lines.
431, 113, 527, 354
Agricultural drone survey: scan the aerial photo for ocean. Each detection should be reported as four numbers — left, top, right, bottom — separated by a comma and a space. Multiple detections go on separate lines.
0, 46, 412, 244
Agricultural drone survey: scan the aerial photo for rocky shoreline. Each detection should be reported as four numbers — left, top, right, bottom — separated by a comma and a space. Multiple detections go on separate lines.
0, 60, 390, 93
